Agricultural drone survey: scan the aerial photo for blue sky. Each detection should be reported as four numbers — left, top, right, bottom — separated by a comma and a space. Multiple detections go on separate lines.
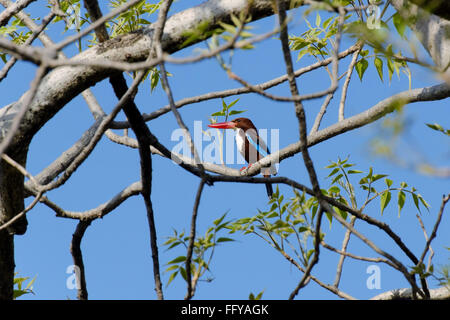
1, 1, 448, 300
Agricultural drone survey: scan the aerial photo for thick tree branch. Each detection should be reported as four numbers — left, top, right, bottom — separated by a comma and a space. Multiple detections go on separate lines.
0, 0, 35, 27
70, 220, 91, 300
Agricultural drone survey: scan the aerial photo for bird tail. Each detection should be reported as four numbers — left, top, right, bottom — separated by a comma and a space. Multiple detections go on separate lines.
264, 174, 273, 200
265, 182, 273, 199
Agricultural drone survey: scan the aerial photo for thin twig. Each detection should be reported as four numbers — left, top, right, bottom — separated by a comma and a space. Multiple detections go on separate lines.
417, 194, 450, 269
415, 214, 434, 272
321, 240, 396, 267
35, 182, 142, 220
338, 46, 362, 121
288, 206, 324, 299
310, 93, 334, 134
185, 179, 206, 300
333, 216, 355, 287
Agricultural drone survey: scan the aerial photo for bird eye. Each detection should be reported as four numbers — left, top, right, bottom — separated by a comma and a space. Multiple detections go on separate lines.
236, 119, 240, 122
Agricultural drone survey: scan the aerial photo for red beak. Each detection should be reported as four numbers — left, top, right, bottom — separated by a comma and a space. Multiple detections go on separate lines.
208, 121, 236, 129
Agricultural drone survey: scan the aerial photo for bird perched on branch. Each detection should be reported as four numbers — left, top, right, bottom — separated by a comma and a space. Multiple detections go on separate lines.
208, 117, 277, 199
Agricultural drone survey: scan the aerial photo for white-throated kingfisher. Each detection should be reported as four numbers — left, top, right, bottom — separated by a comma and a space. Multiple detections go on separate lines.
208, 117, 276, 199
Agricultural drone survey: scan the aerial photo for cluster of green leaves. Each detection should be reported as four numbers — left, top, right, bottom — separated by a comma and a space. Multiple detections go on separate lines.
210, 98, 246, 122
13, 273, 36, 299
182, 11, 254, 53
355, 44, 411, 85
228, 186, 319, 268
163, 213, 234, 287
325, 157, 430, 217
208, 12, 255, 69
52, 0, 88, 32
345, 8, 412, 84
108, 0, 160, 38
289, 4, 412, 85
0, 16, 34, 63
289, 12, 350, 61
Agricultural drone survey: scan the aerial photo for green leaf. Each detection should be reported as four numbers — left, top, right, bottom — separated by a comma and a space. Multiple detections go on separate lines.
228, 110, 246, 116
306, 249, 315, 262
211, 111, 226, 117
385, 178, 393, 188
397, 190, 405, 217
328, 186, 341, 194
387, 57, 394, 82
426, 123, 450, 136
213, 213, 226, 226
418, 195, 430, 211
325, 211, 333, 227
216, 237, 235, 243
355, 59, 369, 81
227, 98, 240, 109
325, 162, 337, 169
230, 14, 242, 28
256, 291, 264, 300
335, 206, 348, 220
298, 226, 309, 233
331, 173, 343, 184
165, 264, 179, 272
327, 167, 340, 178
167, 256, 186, 264
392, 12, 406, 38
323, 16, 333, 29
372, 174, 388, 182
315, 13, 321, 27
166, 271, 178, 287
380, 191, 391, 215
179, 266, 188, 280
412, 193, 420, 213
374, 57, 383, 82
347, 169, 363, 174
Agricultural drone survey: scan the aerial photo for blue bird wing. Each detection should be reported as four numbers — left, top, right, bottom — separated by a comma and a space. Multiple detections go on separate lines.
245, 129, 277, 175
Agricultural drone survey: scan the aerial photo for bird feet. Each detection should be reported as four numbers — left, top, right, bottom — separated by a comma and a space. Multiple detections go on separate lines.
240, 164, 252, 172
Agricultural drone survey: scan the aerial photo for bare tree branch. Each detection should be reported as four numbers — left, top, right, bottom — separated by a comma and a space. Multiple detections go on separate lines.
0, 0, 35, 27
70, 220, 91, 300
185, 179, 206, 300
37, 182, 142, 220
417, 194, 450, 269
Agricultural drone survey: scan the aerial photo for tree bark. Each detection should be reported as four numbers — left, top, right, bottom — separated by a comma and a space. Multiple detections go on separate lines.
391, 0, 450, 73
0, 230, 14, 300
407, 0, 450, 21
0, 148, 28, 299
